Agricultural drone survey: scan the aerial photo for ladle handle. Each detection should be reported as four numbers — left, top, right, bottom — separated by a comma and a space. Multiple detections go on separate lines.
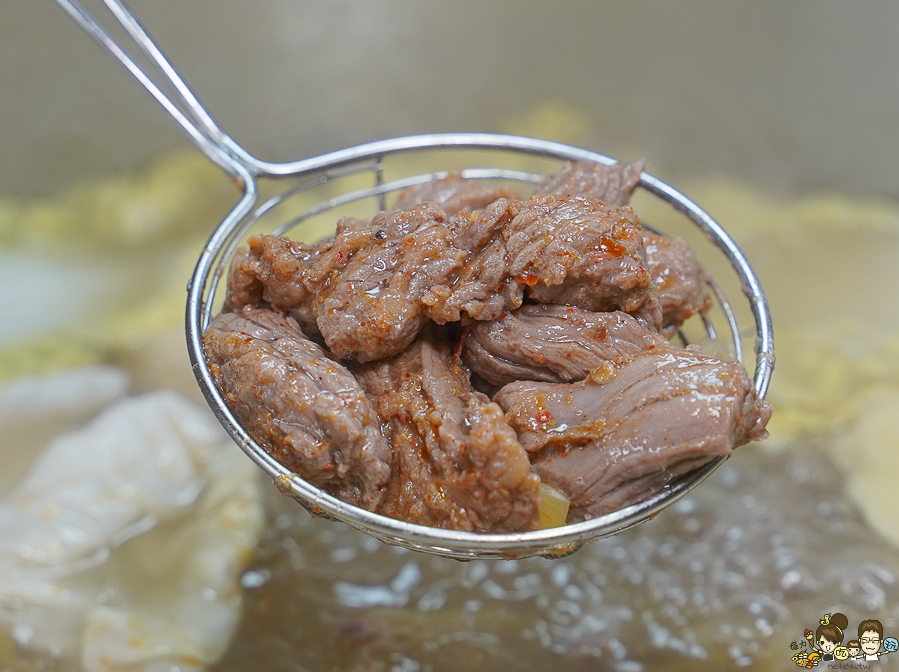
53, 0, 259, 183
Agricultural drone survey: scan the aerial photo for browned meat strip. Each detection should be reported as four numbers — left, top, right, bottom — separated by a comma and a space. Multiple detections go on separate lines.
463, 305, 668, 387
505, 195, 662, 327
536, 159, 645, 206
355, 334, 540, 532
227, 203, 466, 362
642, 231, 713, 333
394, 172, 519, 216
224, 223, 374, 336
426, 195, 661, 328
202, 306, 391, 511
495, 345, 771, 522
422, 198, 524, 323
311, 203, 468, 361
537, 160, 712, 331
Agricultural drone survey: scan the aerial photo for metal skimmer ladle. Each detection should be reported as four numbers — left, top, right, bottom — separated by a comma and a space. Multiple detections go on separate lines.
55, 0, 774, 560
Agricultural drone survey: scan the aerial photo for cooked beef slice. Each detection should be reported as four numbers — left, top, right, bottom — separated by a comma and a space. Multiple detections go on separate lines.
463, 305, 669, 387
423, 195, 661, 327
225, 247, 265, 310
505, 195, 662, 327
355, 336, 540, 532
422, 198, 524, 323
537, 160, 712, 331
224, 224, 374, 335
536, 159, 646, 206
394, 173, 519, 216
226, 203, 466, 362
495, 345, 771, 522
311, 203, 470, 361
202, 306, 391, 511
642, 231, 713, 332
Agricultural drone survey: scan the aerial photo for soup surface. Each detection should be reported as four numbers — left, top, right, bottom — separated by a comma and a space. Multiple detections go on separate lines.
2, 148, 898, 671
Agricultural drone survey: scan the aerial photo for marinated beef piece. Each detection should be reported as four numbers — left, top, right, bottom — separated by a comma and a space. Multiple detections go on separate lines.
355, 335, 540, 532
227, 203, 466, 362
505, 195, 662, 328
537, 160, 712, 331
224, 224, 374, 335
422, 198, 524, 323
202, 306, 391, 511
463, 305, 668, 387
428, 195, 662, 327
225, 247, 265, 311
642, 231, 713, 333
394, 173, 519, 216
537, 159, 646, 206
312, 203, 469, 361
495, 345, 771, 522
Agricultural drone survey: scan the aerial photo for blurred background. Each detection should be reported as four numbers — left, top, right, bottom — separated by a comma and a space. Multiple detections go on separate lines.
5, 1, 898, 198
2, 2, 899, 671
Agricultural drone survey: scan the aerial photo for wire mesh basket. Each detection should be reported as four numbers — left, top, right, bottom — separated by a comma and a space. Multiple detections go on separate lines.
186, 133, 775, 560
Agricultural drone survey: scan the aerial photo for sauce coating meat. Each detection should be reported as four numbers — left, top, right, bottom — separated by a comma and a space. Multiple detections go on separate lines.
206, 160, 771, 531
229, 193, 662, 358
495, 344, 772, 522
642, 231, 713, 334
354, 334, 540, 532
463, 305, 668, 387
536, 159, 713, 332
202, 306, 391, 511
227, 203, 464, 361
503, 194, 661, 328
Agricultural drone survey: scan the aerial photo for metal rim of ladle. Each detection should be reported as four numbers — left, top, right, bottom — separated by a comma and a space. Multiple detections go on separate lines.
185, 133, 775, 561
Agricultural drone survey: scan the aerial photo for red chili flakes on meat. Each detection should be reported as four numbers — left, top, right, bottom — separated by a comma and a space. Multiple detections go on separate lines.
599, 237, 626, 257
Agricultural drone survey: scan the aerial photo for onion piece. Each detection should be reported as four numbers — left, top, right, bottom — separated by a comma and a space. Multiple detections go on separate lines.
538, 483, 570, 529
